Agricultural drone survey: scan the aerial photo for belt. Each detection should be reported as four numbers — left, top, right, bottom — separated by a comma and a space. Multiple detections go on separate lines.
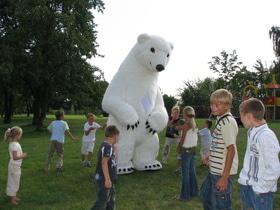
181, 147, 196, 153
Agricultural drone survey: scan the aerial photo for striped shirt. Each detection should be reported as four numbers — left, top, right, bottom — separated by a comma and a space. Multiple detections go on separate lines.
209, 112, 238, 175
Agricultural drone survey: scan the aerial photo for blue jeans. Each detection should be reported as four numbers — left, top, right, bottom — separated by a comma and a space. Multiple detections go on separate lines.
180, 151, 198, 200
91, 180, 116, 210
200, 173, 232, 210
240, 185, 274, 210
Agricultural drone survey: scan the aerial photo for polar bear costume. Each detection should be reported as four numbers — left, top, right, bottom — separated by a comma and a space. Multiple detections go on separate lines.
102, 34, 173, 174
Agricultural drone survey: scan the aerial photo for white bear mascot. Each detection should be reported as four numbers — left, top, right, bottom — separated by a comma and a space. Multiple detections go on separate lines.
102, 34, 173, 174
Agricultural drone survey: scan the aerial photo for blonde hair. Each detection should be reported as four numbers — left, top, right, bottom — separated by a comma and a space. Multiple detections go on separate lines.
182, 106, 196, 131
171, 105, 180, 112
4, 126, 23, 142
210, 89, 233, 107
86, 113, 96, 119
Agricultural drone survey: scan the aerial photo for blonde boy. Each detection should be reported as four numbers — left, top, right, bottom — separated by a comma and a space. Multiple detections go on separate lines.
238, 98, 280, 210
201, 89, 238, 210
81, 113, 104, 167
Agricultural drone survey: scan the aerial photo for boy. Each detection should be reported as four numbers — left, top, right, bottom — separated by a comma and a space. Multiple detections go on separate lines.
91, 125, 119, 210
44, 110, 78, 172
162, 105, 184, 171
238, 98, 280, 210
198, 119, 212, 165
81, 113, 104, 167
201, 89, 238, 210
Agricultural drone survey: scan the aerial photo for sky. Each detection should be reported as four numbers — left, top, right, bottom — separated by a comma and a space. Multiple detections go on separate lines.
90, 0, 280, 96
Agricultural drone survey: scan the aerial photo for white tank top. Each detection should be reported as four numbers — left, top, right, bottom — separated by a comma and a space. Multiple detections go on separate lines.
182, 128, 198, 148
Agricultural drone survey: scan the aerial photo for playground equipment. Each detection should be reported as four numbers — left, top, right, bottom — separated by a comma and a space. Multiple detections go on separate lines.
264, 74, 280, 120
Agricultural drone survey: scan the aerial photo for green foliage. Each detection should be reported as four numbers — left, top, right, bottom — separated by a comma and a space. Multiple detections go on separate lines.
0, 116, 279, 209
270, 26, 280, 61
163, 94, 178, 115
0, 0, 106, 127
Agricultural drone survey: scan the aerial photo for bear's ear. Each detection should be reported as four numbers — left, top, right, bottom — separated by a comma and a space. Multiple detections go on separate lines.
137, 34, 150, 44
169, 42, 174, 50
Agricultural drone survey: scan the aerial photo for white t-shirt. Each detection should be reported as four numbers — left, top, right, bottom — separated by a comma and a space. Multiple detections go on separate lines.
198, 128, 212, 151
182, 128, 198, 148
47, 120, 69, 143
9, 142, 23, 166
82, 122, 101, 142
238, 123, 280, 193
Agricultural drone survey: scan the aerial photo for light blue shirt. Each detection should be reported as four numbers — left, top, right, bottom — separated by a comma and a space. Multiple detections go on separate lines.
47, 120, 69, 143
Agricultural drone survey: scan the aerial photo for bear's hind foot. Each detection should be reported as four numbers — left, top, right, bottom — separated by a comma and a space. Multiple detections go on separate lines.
117, 166, 134, 175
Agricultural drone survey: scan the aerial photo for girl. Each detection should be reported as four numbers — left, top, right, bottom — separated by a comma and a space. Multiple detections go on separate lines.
176, 106, 198, 201
4, 126, 27, 205
162, 106, 184, 172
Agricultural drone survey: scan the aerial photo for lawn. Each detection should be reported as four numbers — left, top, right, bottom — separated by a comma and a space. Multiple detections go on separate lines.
0, 115, 279, 210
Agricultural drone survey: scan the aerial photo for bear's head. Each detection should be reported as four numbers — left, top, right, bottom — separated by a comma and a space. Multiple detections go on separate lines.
133, 34, 173, 73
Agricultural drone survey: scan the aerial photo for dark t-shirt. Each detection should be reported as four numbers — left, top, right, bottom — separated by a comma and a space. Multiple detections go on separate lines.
95, 141, 117, 182
165, 118, 184, 138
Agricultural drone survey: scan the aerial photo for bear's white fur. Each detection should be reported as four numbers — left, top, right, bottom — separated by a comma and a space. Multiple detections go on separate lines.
102, 34, 173, 174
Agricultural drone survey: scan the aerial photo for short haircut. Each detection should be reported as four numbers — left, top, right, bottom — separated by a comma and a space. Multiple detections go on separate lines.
105, 125, 120, 137
239, 98, 265, 120
55, 110, 64, 120
210, 89, 233, 107
86, 113, 95, 119
205, 119, 213, 129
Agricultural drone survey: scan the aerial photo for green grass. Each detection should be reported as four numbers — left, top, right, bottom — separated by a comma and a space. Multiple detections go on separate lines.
0, 115, 279, 210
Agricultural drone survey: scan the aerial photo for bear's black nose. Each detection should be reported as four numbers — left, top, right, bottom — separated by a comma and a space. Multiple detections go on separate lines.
156, 64, 164, 72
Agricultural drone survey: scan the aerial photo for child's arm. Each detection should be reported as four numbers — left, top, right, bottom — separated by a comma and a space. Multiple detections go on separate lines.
101, 157, 112, 188
12, 151, 27, 160
215, 144, 235, 191
65, 130, 79, 140
84, 127, 94, 136
176, 124, 190, 153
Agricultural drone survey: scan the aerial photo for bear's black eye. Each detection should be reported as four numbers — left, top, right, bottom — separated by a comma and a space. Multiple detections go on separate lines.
167, 54, 170, 58
150, 47, 155, 53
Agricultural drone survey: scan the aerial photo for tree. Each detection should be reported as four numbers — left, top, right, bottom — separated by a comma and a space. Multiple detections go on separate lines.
269, 26, 280, 61
162, 94, 178, 115
0, 0, 25, 123
179, 78, 222, 117
208, 50, 245, 88
14, 0, 105, 129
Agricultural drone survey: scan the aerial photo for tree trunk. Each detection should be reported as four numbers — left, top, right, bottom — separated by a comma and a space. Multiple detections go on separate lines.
25, 98, 31, 117
3, 89, 13, 124
32, 96, 40, 125
32, 88, 49, 130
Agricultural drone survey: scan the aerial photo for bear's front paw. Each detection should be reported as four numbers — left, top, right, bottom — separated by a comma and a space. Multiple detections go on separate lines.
146, 112, 168, 133
127, 121, 140, 130
145, 121, 157, 135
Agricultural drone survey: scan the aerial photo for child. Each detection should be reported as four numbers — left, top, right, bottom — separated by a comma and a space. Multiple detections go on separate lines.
198, 119, 213, 165
162, 105, 184, 171
81, 113, 104, 167
44, 110, 78, 172
91, 125, 119, 210
201, 89, 239, 210
238, 98, 280, 210
4, 126, 27, 205
176, 106, 198, 201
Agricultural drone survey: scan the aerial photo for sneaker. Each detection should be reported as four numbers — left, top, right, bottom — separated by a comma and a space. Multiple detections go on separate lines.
86, 161, 92, 168
174, 167, 181, 173
161, 159, 167, 164
56, 167, 63, 174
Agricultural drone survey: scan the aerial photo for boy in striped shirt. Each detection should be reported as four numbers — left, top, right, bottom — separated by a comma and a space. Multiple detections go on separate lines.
201, 89, 238, 210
